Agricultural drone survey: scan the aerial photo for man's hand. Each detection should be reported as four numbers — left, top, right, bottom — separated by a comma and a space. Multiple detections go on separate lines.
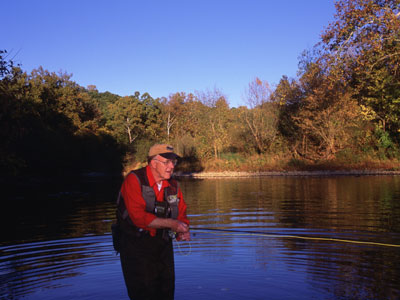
174, 221, 189, 233
177, 231, 191, 241
174, 221, 190, 241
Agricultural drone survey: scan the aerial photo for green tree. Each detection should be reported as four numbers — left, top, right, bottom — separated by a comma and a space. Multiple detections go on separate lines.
0, 50, 18, 78
0, 61, 122, 176
106, 92, 162, 146
139, 92, 163, 141
106, 96, 145, 145
169, 95, 205, 164
196, 88, 230, 159
160, 92, 187, 142
272, 76, 304, 156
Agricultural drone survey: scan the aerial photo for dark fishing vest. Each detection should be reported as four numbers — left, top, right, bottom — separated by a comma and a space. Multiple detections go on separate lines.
116, 167, 179, 239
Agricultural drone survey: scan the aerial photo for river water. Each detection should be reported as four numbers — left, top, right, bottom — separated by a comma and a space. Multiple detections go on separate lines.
1, 175, 400, 299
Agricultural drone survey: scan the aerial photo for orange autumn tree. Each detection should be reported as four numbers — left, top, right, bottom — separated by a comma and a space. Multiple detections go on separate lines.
293, 61, 363, 160
321, 0, 400, 154
274, 0, 400, 161
241, 78, 279, 154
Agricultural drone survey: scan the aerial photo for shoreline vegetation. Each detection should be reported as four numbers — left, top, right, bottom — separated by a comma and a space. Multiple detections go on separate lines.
174, 169, 400, 178
122, 156, 400, 178
174, 161, 400, 178
120, 156, 400, 179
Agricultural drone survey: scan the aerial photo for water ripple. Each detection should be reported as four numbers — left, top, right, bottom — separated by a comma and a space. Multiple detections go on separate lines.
0, 235, 117, 299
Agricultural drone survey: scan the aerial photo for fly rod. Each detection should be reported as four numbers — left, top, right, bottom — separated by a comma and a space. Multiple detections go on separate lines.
189, 227, 400, 248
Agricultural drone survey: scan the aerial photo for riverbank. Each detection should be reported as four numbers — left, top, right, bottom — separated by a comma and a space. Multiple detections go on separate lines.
2, 168, 400, 187
175, 169, 400, 178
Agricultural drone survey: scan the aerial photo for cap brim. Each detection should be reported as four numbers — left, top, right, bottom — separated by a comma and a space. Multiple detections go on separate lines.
159, 152, 180, 159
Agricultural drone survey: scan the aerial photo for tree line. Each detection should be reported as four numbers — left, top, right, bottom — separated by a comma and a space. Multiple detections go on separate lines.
1, 0, 399, 178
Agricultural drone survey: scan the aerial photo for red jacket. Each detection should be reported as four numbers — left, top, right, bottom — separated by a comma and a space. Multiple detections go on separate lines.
121, 165, 189, 236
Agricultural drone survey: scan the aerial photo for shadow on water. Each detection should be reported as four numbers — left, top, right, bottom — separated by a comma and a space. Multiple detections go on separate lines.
1, 175, 400, 299
0, 174, 123, 245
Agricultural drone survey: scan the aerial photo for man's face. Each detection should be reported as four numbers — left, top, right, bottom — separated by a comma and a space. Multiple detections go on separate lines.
150, 155, 176, 182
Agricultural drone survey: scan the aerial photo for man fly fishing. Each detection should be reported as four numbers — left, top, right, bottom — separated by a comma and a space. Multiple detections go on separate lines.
115, 143, 190, 300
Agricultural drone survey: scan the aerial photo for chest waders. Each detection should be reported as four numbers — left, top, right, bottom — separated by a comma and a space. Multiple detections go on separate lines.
116, 167, 180, 243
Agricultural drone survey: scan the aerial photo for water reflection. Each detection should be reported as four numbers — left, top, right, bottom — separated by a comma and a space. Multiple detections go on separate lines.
182, 176, 400, 233
1, 175, 400, 299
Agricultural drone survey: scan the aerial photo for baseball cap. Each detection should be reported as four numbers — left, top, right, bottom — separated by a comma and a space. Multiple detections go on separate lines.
148, 144, 180, 159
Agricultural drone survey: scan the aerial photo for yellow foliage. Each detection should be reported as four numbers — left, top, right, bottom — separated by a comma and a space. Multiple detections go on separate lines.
359, 104, 377, 121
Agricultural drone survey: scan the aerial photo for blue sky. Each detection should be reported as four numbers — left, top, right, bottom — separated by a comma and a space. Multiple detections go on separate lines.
4, 0, 336, 107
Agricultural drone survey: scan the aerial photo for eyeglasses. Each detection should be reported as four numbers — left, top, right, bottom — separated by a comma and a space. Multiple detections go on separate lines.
153, 158, 177, 167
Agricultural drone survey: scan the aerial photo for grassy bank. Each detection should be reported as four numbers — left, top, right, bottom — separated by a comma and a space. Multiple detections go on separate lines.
184, 154, 399, 171
175, 169, 400, 178
122, 153, 400, 178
